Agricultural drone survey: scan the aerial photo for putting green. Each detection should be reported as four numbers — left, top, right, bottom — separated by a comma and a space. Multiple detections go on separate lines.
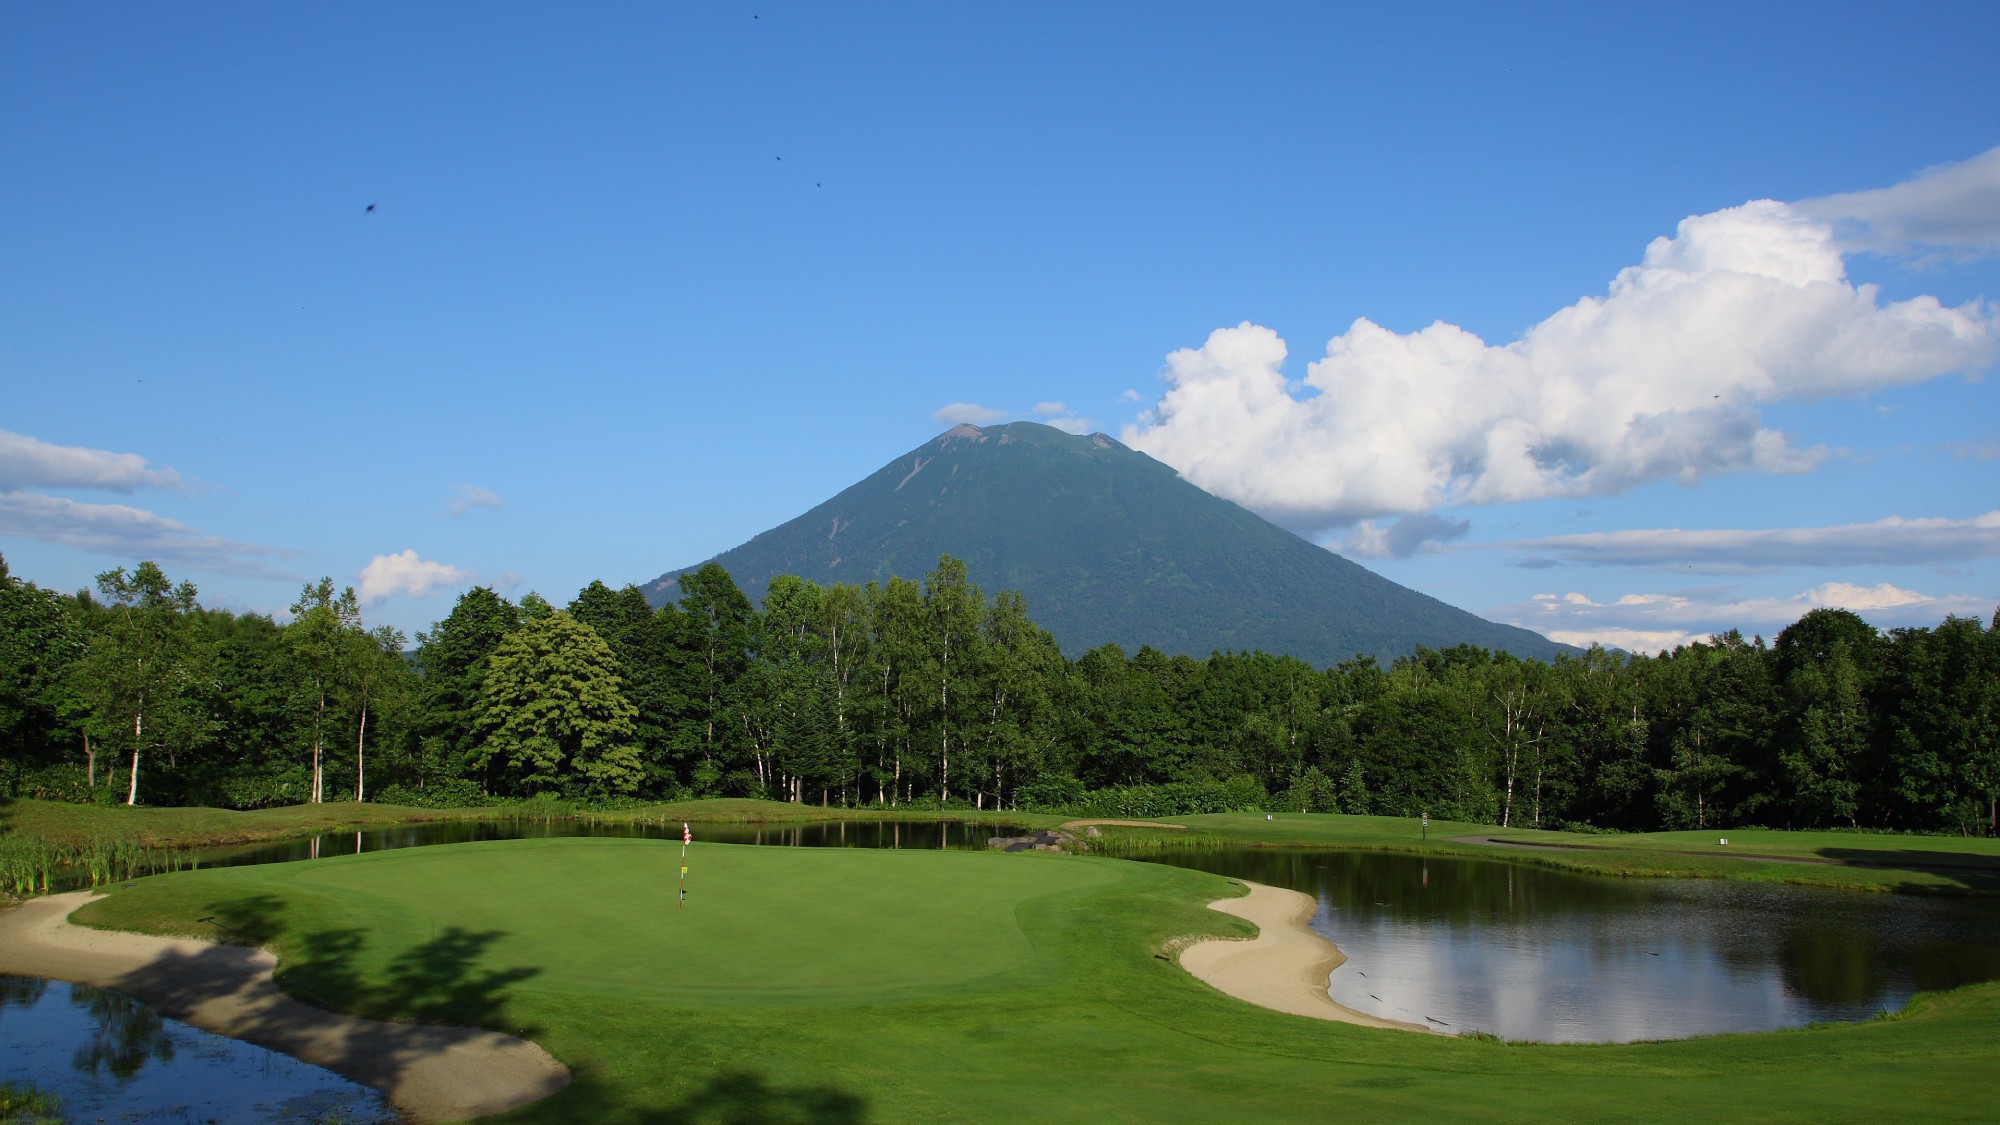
265, 839, 1113, 1001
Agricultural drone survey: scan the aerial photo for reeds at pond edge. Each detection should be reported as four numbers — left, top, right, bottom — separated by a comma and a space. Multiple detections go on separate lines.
0, 833, 198, 896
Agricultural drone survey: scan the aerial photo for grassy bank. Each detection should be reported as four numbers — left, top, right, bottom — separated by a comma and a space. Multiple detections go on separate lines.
9, 795, 1996, 896
0, 796, 1062, 853
70, 838, 2000, 1122
1075, 813, 2000, 896
0, 798, 487, 849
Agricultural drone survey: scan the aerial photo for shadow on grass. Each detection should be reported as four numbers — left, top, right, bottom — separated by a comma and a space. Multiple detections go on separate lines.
102, 891, 560, 1113
1815, 849, 2000, 894
525, 1068, 869, 1124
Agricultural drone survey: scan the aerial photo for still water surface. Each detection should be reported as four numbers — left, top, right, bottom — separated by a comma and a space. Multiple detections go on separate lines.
1139, 847, 2000, 1042
0, 973, 393, 1123
195, 815, 1012, 869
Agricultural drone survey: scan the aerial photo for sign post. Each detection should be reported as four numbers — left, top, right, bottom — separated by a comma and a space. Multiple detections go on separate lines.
1421, 810, 1428, 842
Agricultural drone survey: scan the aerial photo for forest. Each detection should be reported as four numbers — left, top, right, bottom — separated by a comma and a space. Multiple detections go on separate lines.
1, 551, 1995, 836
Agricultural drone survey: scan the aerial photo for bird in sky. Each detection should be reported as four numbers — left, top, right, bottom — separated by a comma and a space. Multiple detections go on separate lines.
365, 203, 376, 213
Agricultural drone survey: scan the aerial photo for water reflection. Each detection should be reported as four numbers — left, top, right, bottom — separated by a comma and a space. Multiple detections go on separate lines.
1136, 848, 2000, 1042
197, 816, 1015, 870
0, 974, 392, 1122
71, 981, 175, 1079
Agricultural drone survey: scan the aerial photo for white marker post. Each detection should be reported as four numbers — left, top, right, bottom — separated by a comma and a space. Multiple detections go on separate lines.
680, 821, 690, 907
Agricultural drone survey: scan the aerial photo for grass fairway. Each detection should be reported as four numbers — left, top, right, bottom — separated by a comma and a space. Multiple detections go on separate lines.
71, 838, 2000, 1123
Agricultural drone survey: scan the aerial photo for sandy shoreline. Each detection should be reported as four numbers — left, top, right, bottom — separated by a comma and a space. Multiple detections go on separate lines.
1177, 880, 1432, 1033
0, 891, 570, 1123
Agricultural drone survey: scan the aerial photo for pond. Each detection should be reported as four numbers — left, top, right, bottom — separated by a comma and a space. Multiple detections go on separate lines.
0, 973, 393, 1123
193, 814, 1015, 870
1137, 847, 2000, 1042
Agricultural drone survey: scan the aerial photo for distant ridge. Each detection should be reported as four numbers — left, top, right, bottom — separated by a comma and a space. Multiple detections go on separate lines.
645, 421, 1570, 665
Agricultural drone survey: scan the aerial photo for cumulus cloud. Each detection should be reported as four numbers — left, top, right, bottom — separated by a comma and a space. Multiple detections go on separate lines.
1124, 168, 1998, 534
932, 402, 1012, 427
442, 483, 502, 519
1033, 402, 1067, 416
0, 490, 296, 578
356, 550, 475, 603
1496, 581, 1995, 654
1493, 510, 2000, 570
1343, 513, 1473, 559
0, 429, 186, 493
1795, 145, 2000, 259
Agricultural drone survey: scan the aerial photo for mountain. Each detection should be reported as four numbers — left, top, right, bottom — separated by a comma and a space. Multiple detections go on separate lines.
644, 422, 1571, 665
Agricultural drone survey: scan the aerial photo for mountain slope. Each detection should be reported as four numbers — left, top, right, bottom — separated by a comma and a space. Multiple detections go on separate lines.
644, 422, 1570, 664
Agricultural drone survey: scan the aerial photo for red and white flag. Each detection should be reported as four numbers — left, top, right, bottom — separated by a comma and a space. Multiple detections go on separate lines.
683, 822, 691, 845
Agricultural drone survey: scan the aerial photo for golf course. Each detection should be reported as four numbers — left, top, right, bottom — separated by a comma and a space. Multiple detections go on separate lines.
15, 827, 1993, 1123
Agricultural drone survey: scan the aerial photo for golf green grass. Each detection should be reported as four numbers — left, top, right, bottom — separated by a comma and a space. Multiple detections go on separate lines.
72, 838, 2000, 1122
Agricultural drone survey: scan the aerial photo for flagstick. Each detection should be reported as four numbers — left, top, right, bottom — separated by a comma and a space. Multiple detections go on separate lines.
679, 821, 689, 908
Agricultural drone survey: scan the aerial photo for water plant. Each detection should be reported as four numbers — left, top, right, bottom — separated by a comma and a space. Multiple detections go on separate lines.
0, 833, 197, 895
0, 1080, 61, 1124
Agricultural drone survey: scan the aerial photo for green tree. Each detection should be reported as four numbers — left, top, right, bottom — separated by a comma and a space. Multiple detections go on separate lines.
346, 624, 409, 802
569, 581, 678, 793
415, 587, 523, 794
970, 588, 1063, 809
1479, 654, 1561, 829
70, 562, 210, 805
473, 611, 642, 797
858, 577, 926, 804
0, 554, 86, 781
917, 556, 987, 803
286, 579, 361, 803
671, 564, 759, 784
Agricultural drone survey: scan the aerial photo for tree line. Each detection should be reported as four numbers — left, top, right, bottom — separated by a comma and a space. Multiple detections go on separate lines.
2, 551, 1996, 835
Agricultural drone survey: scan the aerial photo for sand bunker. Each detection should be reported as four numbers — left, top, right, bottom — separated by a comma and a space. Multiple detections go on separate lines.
0, 892, 569, 1122
1177, 880, 1431, 1033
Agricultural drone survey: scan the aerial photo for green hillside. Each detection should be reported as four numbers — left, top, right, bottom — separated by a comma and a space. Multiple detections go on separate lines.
644, 422, 1568, 664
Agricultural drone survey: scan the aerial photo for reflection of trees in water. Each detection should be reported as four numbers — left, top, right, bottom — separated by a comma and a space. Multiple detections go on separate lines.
69, 983, 175, 1081
0, 973, 49, 1012
206, 817, 1009, 870
1139, 847, 2000, 1020
1138, 848, 1662, 930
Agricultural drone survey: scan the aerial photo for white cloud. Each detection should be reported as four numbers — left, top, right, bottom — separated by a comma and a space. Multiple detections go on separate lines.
1795, 145, 2000, 259
1032, 402, 1067, 416
0, 490, 296, 578
1493, 510, 2000, 570
1119, 388, 1142, 403
1343, 513, 1473, 559
932, 402, 1012, 427
1124, 169, 1998, 534
1041, 413, 1097, 435
356, 549, 474, 603
0, 430, 186, 493
1496, 581, 1994, 654
442, 483, 502, 518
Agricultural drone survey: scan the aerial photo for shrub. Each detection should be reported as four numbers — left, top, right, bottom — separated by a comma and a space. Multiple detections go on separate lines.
373, 777, 489, 809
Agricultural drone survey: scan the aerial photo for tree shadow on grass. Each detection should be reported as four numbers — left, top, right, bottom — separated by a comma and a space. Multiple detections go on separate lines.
104, 890, 561, 1115
532, 1068, 870, 1125
1814, 848, 2000, 894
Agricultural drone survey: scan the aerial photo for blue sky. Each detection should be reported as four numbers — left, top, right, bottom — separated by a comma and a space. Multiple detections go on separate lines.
4, 2, 1996, 653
